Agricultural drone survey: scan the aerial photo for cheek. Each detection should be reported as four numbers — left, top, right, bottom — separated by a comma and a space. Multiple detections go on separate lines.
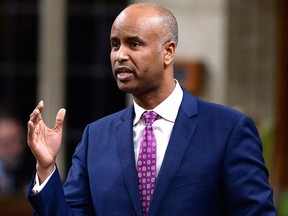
110, 52, 115, 66
144, 57, 164, 74
141, 52, 163, 68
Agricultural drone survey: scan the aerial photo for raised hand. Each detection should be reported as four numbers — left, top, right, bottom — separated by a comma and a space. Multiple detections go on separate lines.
27, 100, 66, 183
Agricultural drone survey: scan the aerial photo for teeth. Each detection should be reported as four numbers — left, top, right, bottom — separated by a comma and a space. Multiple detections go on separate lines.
118, 72, 129, 76
117, 72, 131, 80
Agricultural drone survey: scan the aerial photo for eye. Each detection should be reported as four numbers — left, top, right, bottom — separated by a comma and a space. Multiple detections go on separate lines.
111, 41, 120, 50
130, 41, 141, 48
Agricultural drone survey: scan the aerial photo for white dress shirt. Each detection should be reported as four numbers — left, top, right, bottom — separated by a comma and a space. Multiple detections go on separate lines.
133, 80, 183, 175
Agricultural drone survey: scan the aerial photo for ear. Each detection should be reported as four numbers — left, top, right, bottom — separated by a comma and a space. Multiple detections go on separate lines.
164, 41, 176, 66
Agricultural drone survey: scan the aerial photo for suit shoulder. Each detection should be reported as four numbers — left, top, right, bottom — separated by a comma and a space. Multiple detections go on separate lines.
197, 98, 249, 121
194, 98, 260, 137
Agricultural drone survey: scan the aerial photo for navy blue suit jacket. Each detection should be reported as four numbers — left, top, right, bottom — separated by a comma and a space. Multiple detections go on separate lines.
27, 88, 276, 215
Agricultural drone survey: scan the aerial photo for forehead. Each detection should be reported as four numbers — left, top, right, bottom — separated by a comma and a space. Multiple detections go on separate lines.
110, 7, 162, 39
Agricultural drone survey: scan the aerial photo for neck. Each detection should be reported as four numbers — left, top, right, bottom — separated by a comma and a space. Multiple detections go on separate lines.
133, 80, 176, 110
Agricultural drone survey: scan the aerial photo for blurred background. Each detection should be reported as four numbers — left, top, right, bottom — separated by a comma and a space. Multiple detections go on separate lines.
0, 0, 287, 215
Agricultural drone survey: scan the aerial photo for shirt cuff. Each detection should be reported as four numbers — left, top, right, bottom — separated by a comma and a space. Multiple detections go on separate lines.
32, 165, 56, 195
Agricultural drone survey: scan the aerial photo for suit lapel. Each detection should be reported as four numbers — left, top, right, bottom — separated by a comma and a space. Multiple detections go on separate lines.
116, 106, 142, 216
116, 89, 198, 216
149, 89, 198, 216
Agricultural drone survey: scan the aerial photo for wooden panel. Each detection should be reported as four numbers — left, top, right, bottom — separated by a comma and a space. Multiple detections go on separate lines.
174, 61, 204, 95
273, 0, 288, 190
0, 195, 32, 216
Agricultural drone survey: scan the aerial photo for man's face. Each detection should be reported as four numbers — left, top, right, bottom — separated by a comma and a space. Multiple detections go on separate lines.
0, 119, 24, 169
110, 7, 166, 97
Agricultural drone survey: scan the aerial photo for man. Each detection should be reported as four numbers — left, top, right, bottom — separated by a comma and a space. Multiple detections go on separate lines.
0, 107, 34, 198
27, 2, 276, 216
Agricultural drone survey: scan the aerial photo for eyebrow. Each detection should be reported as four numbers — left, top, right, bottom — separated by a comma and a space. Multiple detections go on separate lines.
110, 35, 143, 42
127, 36, 142, 41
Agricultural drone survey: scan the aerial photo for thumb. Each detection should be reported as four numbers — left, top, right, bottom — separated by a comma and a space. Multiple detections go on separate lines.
54, 108, 66, 130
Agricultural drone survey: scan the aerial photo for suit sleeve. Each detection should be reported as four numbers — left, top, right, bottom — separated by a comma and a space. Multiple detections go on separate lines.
26, 168, 74, 216
223, 116, 276, 215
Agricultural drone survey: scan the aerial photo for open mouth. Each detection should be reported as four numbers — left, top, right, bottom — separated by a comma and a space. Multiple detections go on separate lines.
115, 66, 133, 81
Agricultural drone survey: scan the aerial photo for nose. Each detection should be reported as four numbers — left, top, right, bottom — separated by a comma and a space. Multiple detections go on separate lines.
114, 45, 129, 62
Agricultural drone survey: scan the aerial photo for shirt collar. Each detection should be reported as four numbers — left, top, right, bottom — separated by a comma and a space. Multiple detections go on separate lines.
133, 80, 183, 125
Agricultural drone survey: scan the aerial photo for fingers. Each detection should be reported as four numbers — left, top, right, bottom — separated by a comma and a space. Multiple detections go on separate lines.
29, 100, 44, 124
27, 120, 35, 146
54, 108, 66, 131
27, 101, 66, 137
36, 100, 44, 112
27, 101, 45, 144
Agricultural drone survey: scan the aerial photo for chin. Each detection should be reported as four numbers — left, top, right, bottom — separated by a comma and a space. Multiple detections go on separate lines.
117, 83, 133, 94
116, 80, 141, 95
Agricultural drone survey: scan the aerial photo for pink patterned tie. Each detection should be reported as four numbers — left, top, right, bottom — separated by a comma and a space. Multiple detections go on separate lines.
137, 111, 158, 216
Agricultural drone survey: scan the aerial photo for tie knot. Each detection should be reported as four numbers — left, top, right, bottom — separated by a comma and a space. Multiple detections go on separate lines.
143, 111, 158, 126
